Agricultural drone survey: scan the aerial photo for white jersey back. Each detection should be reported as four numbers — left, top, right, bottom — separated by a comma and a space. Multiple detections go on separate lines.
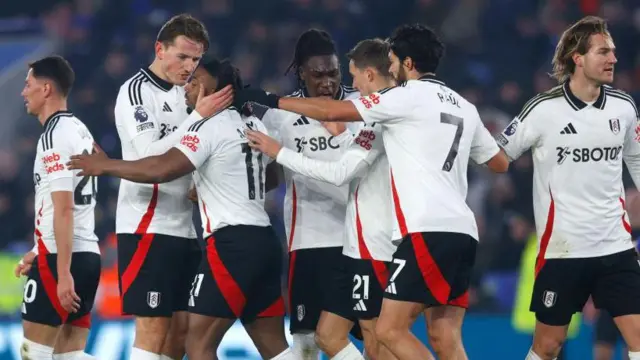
174, 110, 272, 237
498, 82, 639, 259
114, 69, 196, 238
351, 75, 499, 241
261, 85, 360, 251
33, 111, 99, 254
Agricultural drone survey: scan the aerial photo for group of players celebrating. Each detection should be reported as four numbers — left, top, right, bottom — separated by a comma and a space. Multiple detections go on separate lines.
14, 10, 640, 360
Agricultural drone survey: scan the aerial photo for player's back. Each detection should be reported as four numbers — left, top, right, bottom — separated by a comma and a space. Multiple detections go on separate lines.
186, 109, 272, 237
33, 111, 99, 253
371, 76, 496, 240
113, 69, 195, 238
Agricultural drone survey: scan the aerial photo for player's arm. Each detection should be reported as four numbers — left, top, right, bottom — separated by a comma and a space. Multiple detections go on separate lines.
117, 84, 231, 157
69, 123, 216, 184
496, 107, 542, 162
470, 114, 508, 172
622, 106, 640, 189
44, 133, 81, 312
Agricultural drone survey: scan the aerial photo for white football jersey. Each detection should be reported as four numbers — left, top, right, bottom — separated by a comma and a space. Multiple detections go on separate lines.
498, 82, 639, 260
351, 75, 499, 241
114, 68, 198, 239
261, 85, 361, 251
174, 109, 272, 237
33, 111, 99, 254
276, 124, 395, 261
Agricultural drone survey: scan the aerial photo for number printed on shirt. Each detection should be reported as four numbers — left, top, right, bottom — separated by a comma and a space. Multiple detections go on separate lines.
241, 143, 265, 200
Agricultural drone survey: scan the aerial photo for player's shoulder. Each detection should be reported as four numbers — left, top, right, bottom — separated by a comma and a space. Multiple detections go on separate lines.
604, 85, 639, 118
117, 69, 165, 107
515, 85, 564, 121
340, 84, 360, 100
40, 111, 90, 151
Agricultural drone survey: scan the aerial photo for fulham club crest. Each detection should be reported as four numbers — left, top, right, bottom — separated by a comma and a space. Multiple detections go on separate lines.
542, 290, 557, 308
147, 291, 161, 309
609, 118, 620, 135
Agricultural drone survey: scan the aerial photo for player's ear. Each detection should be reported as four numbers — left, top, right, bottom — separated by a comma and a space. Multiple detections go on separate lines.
572, 52, 583, 69
403, 56, 414, 71
155, 41, 165, 60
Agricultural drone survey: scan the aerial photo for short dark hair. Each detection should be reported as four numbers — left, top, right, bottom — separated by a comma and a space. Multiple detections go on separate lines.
388, 24, 444, 74
28, 55, 75, 97
199, 57, 244, 92
286, 28, 338, 83
552, 16, 609, 83
156, 14, 210, 52
347, 38, 392, 78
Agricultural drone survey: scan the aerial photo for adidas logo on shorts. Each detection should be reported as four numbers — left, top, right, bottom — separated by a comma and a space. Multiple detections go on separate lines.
353, 299, 367, 311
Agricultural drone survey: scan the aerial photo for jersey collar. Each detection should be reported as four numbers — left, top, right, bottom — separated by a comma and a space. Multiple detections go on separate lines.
43, 110, 73, 129
418, 74, 446, 86
300, 84, 347, 100
562, 80, 606, 111
140, 68, 173, 92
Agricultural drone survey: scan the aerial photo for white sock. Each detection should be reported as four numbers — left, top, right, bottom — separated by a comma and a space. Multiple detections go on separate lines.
130, 347, 161, 360
271, 347, 296, 360
21, 339, 54, 359
331, 342, 364, 360
292, 333, 319, 360
525, 348, 543, 360
53, 351, 96, 359
159, 356, 176, 360
629, 351, 640, 360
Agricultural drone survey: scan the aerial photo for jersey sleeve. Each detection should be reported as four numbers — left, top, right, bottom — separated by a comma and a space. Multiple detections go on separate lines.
173, 119, 217, 169
470, 118, 500, 164
350, 87, 412, 125
497, 114, 541, 161
259, 108, 285, 143
622, 103, 640, 189
275, 127, 382, 186
41, 126, 75, 192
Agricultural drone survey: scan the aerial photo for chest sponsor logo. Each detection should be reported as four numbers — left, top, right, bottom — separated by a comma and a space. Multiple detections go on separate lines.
294, 136, 340, 152
556, 146, 622, 164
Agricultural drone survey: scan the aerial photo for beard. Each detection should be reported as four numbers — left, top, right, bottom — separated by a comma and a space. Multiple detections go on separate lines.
396, 66, 409, 83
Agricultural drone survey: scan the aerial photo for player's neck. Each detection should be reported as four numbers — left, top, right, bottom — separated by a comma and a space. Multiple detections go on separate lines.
568, 74, 601, 103
407, 71, 434, 81
37, 100, 68, 126
148, 60, 172, 85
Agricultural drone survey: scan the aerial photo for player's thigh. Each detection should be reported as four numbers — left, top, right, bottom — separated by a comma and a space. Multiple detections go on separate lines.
376, 297, 424, 338
289, 248, 323, 334
117, 233, 184, 318
592, 249, 640, 348
424, 305, 465, 343
171, 238, 202, 314
384, 232, 472, 307
352, 258, 389, 322
241, 225, 286, 324
531, 256, 593, 327
66, 252, 101, 327
185, 313, 235, 351
190, 226, 278, 320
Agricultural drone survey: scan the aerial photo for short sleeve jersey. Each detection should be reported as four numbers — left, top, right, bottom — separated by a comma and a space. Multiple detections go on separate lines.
350, 75, 499, 241
33, 111, 99, 254
114, 68, 196, 239
259, 84, 361, 251
498, 81, 639, 259
173, 110, 272, 237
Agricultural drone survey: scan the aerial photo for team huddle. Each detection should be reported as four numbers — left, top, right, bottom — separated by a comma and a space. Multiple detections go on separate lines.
14, 11, 640, 360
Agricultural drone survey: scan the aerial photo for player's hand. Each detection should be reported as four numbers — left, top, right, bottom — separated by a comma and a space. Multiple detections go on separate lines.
233, 87, 280, 110
57, 272, 81, 313
320, 121, 346, 136
67, 143, 110, 176
14, 251, 36, 278
187, 186, 198, 203
195, 84, 234, 118
245, 129, 282, 159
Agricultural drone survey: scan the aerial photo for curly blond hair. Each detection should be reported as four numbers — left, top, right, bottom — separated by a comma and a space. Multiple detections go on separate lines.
551, 16, 610, 83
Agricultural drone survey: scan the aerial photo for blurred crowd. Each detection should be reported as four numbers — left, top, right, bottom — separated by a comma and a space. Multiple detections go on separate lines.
2, 0, 640, 314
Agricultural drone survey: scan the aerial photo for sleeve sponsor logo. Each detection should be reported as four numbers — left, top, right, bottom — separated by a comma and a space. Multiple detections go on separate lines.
504, 119, 519, 136
180, 134, 200, 152
134, 106, 149, 123
42, 153, 64, 174
136, 122, 154, 132
358, 93, 381, 109
354, 129, 376, 150
635, 122, 640, 142
496, 134, 509, 146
